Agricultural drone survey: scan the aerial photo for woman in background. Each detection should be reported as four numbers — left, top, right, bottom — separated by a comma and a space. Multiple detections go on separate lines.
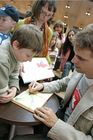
15, 0, 56, 58
15, 0, 57, 75
60, 27, 79, 78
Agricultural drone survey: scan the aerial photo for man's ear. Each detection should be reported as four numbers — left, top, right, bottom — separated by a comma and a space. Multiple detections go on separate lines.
12, 40, 20, 49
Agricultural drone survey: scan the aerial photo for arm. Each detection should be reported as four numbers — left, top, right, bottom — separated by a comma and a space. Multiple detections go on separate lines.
33, 107, 93, 140
0, 62, 19, 103
9, 62, 20, 90
48, 119, 93, 140
0, 63, 10, 95
42, 77, 69, 93
29, 76, 70, 94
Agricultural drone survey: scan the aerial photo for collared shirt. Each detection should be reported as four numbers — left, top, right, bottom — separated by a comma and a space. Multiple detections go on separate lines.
0, 32, 11, 47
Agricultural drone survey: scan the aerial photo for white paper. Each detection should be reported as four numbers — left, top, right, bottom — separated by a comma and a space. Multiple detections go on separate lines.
12, 89, 53, 111
21, 57, 54, 83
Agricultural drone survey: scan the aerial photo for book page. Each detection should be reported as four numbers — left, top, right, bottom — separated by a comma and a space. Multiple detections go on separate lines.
12, 89, 53, 113
21, 57, 54, 83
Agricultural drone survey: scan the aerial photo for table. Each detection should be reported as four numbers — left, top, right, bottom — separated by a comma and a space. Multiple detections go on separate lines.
0, 94, 59, 126
0, 82, 60, 140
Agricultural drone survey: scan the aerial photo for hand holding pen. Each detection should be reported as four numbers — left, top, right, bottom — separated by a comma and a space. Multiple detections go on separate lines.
28, 81, 44, 94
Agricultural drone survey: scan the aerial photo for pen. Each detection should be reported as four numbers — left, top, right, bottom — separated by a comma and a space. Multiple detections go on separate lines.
32, 81, 36, 88
29, 81, 36, 95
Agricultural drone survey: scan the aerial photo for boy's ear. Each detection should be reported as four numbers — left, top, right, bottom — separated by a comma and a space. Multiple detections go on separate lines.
12, 40, 20, 49
11, 21, 16, 28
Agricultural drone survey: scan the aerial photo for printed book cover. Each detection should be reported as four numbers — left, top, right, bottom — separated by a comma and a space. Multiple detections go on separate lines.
21, 57, 54, 83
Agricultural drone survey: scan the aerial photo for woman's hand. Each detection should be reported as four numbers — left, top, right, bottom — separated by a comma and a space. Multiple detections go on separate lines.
33, 107, 58, 127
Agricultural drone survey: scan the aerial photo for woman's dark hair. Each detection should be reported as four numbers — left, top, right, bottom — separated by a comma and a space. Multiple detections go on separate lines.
47, 6, 56, 26
62, 28, 79, 55
31, 0, 56, 20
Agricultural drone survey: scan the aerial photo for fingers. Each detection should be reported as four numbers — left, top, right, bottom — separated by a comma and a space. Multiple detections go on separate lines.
0, 98, 11, 103
29, 82, 37, 93
34, 107, 52, 119
34, 107, 49, 113
0, 94, 12, 103
33, 107, 48, 123
0, 89, 16, 103
33, 107, 57, 127
34, 109, 45, 119
28, 82, 44, 93
29, 81, 36, 89
33, 113, 45, 123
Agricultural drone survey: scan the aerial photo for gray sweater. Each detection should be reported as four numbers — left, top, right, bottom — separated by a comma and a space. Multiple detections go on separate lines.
42, 72, 93, 140
0, 44, 19, 95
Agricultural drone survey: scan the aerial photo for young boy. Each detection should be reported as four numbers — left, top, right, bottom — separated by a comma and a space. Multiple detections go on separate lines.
0, 5, 19, 47
0, 24, 43, 103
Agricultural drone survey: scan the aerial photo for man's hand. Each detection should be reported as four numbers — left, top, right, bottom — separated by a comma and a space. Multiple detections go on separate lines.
33, 107, 58, 127
29, 82, 44, 93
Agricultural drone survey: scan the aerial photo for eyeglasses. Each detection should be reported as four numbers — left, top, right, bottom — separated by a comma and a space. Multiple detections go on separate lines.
40, 9, 53, 19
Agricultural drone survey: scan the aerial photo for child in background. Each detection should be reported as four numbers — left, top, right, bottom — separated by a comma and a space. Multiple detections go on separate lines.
53, 20, 65, 44
53, 20, 65, 71
48, 32, 61, 68
0, 5, 19, 47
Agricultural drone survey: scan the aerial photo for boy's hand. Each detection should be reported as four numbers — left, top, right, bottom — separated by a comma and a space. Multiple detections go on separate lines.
0, 87, 17, 103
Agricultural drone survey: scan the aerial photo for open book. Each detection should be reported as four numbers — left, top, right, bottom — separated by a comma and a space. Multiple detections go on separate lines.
12, 89, 53, 113
21, 57, 54, 83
